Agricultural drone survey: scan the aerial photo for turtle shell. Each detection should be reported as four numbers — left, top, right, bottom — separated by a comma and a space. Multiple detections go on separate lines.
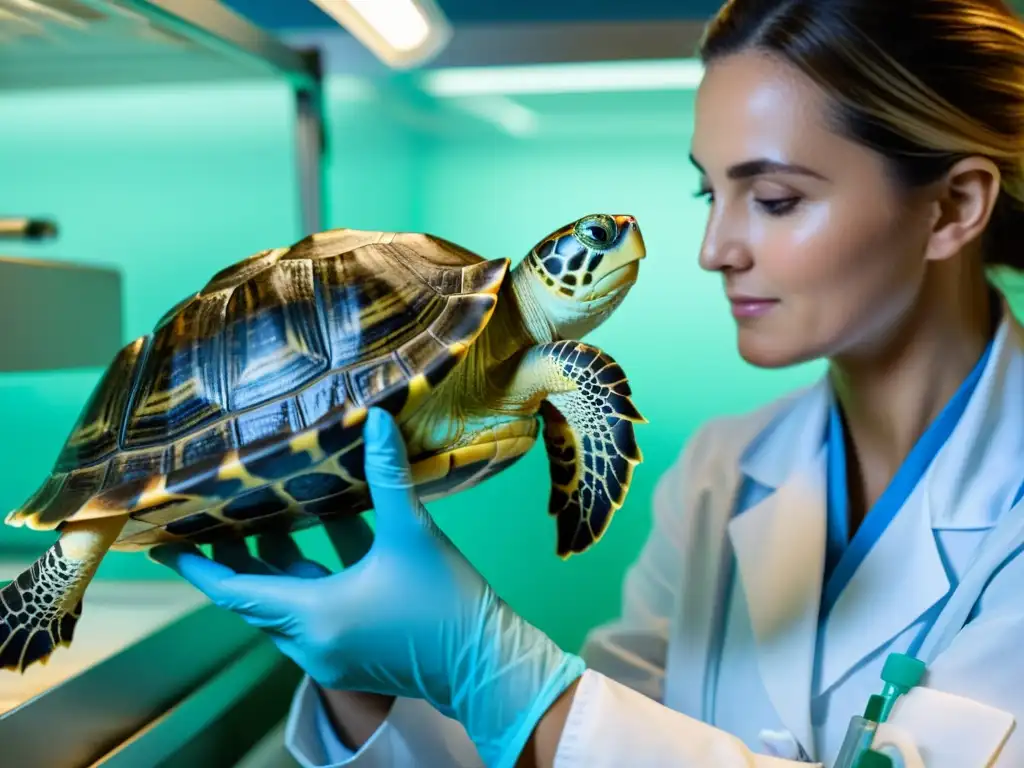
8, 228, 509, 547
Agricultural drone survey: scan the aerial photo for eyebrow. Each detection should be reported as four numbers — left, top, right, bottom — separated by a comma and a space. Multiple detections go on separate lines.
688, 153, 827, 181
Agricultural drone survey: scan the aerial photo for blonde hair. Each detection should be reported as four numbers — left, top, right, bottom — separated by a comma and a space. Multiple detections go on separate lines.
700, 0, 1024, 271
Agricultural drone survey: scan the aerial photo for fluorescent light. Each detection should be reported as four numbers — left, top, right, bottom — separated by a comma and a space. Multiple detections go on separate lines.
7, 0, 86, 27
307, 0, 452, 69
421, 59, 706, 97
448, 96, 540, 137
344, 0, 428, 51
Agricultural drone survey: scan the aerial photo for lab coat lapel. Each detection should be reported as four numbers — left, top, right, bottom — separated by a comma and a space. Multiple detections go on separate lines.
820, 318, 1022, 692
661, 384, 825, 721
918, 318, 1024, 666
817, 481, 949, 692
925, 319, 1024, 531
727, 381, 830, 756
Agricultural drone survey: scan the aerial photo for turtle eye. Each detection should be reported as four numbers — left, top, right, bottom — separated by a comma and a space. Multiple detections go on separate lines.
574, 215, 618, 250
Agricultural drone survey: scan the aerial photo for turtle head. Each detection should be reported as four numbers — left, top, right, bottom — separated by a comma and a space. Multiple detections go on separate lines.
513, 214, 645, 340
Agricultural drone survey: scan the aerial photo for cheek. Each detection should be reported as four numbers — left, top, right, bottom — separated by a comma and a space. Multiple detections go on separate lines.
776, 200, 919, 293
750, 202, 927, 356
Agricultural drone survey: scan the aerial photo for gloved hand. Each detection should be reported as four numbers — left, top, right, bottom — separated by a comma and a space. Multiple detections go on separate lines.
148, 407, 586, 767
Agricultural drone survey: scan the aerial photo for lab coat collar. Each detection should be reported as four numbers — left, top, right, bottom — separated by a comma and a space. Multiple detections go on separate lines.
925, 318, 1024, 530
727, 315, 1023, 754
739, 317, 1023, 528
738, 317, 1022, 511
737, 379, 830, 490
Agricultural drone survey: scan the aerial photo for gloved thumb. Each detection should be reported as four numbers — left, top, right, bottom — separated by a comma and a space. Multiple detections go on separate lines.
363, 407, 423, 540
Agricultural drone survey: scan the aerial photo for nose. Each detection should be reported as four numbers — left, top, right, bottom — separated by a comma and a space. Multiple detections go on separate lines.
698, 222, 750, 273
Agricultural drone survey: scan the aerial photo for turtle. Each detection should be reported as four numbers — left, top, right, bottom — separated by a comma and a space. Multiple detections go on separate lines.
0, 212, 646, 673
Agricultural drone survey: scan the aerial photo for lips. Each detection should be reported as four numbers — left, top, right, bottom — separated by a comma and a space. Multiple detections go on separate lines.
728, 296, 779, 318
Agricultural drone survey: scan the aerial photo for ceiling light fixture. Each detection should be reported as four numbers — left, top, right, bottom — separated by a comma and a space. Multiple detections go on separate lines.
306, 0, 452, 69
420, 58, 706, 97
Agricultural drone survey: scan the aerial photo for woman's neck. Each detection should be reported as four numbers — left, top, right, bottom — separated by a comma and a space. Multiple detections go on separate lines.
829, 262, 996, 532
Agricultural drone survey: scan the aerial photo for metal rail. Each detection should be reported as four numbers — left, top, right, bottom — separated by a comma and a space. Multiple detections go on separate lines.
0, 602, 270, 767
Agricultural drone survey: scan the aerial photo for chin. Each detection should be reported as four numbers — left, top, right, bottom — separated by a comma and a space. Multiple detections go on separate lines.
735, 328, 814, 369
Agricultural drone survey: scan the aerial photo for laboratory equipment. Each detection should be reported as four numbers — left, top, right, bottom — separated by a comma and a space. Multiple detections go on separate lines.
0, 218, 58, 240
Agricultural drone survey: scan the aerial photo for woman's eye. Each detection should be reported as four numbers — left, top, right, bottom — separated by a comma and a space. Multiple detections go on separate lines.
757, 197, 801, 216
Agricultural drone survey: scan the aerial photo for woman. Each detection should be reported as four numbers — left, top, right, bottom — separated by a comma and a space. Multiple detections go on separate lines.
150, 0, 1024, 766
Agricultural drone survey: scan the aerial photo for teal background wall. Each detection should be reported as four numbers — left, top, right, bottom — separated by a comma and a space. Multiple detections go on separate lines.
1, 72, 1022, 654
0, 80, 303, 559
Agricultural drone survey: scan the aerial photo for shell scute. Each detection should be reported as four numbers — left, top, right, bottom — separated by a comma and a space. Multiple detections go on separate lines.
123, 290, 230, 449
238, 437, 316, 482
221, 486, 289, 522
105, 446, 168, 486
346, 354, 410, 407
431, 293, 499, 347
55, 337, 147, 472
313, 246, 447, 370
284, 472, 349, 502
293, 372, 349, 427
232, 397, 304, 447
224, 258, 329, 410
164, 511, 222, 537
396, 333, 449, 381
175, 420, 239, 470
203, 248, 284, 293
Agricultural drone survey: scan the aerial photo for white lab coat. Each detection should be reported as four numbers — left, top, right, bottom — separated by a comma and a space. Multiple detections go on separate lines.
283, 315, 1024, 768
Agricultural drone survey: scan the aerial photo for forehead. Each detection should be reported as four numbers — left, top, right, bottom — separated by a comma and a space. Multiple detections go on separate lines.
691, 50, 855, 174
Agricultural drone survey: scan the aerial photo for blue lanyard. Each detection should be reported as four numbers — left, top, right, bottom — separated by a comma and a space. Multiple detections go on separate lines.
820, 338, 994, 619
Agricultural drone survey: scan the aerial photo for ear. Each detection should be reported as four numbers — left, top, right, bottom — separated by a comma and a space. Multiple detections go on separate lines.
925, 156, 1002, 262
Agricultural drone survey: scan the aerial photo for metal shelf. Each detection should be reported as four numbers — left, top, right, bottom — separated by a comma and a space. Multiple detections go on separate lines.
93, 633, 302, 768
0, 255, 123, 371
0, 0, 327, 237
0, 0, 318, 92
0, 577, 281, 767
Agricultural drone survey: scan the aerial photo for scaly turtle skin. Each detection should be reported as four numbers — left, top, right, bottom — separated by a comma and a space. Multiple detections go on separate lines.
0, 213, 646, 673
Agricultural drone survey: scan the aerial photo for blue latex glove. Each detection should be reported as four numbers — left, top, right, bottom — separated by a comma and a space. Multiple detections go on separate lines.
149, 407, 586, 767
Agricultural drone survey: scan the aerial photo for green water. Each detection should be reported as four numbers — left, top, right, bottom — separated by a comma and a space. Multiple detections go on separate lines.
0, 72, 1020, 654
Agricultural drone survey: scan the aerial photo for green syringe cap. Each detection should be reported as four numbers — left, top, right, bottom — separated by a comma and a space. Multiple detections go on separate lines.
881, 653, 926, 690
863, 694, 885, 722
854, 750, 894, 768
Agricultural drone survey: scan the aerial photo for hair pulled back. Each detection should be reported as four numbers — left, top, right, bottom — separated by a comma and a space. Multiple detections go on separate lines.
700, 0, 1024, 271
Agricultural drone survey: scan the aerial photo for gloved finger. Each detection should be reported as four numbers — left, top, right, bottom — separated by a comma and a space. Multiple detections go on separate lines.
255, 532, 330, 578
322, 514, 375, 568
149, 543, 303, 619
211, 539, 274, 575
149, 543, 243, 601
217, 572, 311, 620
362, 407, 425, 541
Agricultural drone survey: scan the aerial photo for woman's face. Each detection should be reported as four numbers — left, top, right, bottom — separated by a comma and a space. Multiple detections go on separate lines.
691, 50, 936, 368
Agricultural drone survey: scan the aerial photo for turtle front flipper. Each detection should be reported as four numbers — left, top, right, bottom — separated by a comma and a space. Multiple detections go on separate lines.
0, 515, 125, 672
506, 340, 644, 558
